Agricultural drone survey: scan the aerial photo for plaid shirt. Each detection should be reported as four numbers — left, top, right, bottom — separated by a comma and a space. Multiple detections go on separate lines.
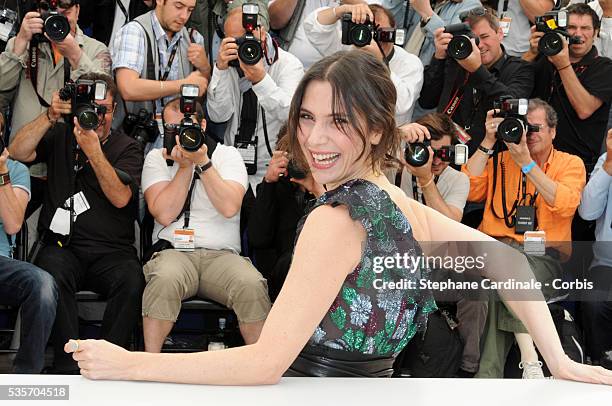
110, 11, 205, 111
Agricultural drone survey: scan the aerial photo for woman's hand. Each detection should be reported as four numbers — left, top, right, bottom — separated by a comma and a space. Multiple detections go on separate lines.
551, 354, 612, 384
65, 339, 138, 380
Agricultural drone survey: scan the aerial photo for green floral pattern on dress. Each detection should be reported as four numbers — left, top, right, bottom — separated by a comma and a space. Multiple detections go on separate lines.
296, 179, 437, 356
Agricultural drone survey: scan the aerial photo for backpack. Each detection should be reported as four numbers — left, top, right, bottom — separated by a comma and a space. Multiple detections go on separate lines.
393, 309, 464, 377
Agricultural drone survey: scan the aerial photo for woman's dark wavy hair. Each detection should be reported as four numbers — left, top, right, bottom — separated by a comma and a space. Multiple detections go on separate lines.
287, 51, 400, 174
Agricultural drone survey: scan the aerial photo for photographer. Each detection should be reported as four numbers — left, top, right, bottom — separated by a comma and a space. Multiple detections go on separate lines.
0, 112, 57, 373
187, 0, 269, 64
0, 0, 110, 135
303, 3, 423, 125
526, 3, 612, 176
399, 113, 470, 222
206, 5, 303, 193
400, 0, 483, 65
110, 0, 210, 151
419, 7, 534, 154
463, 98, 586, 378
247, 124, 324, 302
7, 72, 144, 374
141, 96, 271, 352
399, 112, 488, 377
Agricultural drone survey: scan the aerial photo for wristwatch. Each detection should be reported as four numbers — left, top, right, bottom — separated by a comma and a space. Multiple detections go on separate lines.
0, 172, 10, 187
478, 145, 494, 155
420, 14, 433, 28
194, 161, 213, 175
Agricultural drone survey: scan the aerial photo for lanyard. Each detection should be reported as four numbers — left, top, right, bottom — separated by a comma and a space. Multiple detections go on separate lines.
159, 40, 180, 82
182, 172, 200, 229
521, 172, 538, 206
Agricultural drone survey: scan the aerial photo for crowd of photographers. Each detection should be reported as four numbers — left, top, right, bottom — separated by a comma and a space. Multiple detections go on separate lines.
0, 0, 610, 379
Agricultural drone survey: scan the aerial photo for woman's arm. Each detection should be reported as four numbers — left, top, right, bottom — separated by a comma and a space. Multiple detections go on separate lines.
69, 204, 364, 384
411, 200, 612, 384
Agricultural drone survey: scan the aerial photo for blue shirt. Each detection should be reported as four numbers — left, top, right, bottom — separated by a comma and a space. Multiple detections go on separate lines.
0, 160, 31, 258
578, 152, 612, 269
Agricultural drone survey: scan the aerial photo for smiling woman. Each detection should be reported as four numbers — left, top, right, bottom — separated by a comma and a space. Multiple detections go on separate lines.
65, 51, 612, 387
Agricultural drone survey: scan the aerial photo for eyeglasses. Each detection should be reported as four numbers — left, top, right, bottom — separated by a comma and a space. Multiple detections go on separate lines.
460, 7, 497, 22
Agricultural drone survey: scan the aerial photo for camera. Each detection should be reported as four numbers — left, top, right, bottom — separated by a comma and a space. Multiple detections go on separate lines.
123, 109, 159, 148
164, 84, 208, 154
59, 79, 107, 131
0, 7, 18, 42
229, 3, 262, 68
535, 11, 582, 56
341, 13, 406, 47
405, 139, 468, 167
493, 97, 540, 144
444, 23, 480, 60
35, 0, 71, 43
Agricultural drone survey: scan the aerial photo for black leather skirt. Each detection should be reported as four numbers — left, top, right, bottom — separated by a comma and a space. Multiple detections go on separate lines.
285, 345, 395, 377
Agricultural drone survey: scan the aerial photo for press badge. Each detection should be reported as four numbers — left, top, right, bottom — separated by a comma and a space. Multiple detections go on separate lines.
524, 230, 546, 256
515, 205, 536, 234
500, 16, 512, 37
173, 228, 195, 251
235, 136, 258, 175
64, 192, 91, 216
49, 208, 72, 236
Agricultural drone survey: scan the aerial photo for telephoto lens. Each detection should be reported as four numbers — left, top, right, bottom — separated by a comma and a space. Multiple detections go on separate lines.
75, 105, 102, 131
179, 119, 204, 152
496, 118, 524, 144
404, 142, 431, 167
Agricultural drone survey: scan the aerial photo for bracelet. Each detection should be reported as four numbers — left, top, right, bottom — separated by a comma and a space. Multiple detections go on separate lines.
160, 80, 165, 96
558, 64, 572, 72
478, 144, 494, 155
521, 160, 537, 175
417, 176, 434, 189
46, 109, 57, 125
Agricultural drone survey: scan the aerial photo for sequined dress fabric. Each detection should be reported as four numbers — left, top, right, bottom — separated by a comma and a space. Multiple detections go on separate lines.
286, 179, 437, 377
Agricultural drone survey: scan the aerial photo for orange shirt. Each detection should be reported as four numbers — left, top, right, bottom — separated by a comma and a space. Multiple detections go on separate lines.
462, 148, 586, 245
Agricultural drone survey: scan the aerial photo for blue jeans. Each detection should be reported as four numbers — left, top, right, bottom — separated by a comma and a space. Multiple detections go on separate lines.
0, 256, 58, 373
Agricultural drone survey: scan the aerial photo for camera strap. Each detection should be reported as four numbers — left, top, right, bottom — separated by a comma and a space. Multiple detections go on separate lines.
261, 107, 273, 158
443, 71, 470, 119
491, 148, 520, 228
27, 43, 51, 108
160, 40, 180, 82
179, 171, 199, 229
116, 0, 129, 22
5, 232, 15, 259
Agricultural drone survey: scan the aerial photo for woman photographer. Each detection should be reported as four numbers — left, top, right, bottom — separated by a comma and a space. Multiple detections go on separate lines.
65, 51, 612, 385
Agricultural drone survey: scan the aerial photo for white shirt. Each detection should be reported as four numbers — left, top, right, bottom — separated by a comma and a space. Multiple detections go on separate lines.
286, 0, 340, 69
586, 0, 612, 58
303, 7, 424, 125
400, 165, 470, 213
499, 0, 532, 57
141, 146, 249, 253
206, 48, 304, 191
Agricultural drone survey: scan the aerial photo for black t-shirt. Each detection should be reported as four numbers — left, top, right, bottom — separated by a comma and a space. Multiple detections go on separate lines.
35, 124, 143, 255
532, 47, 612, 172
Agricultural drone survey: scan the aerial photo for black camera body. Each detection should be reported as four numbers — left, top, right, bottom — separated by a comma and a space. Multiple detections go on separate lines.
164, 85, 207, 155
35, 0, 70, 43
59, 79, 107, 131
535, 11, 582, 56
405, 139, 468, 167
229, 3, 262, 68
444, 23, 480, 60
341, 13, 406, 47
123, 109, 159, 149
493, 97, 539, 144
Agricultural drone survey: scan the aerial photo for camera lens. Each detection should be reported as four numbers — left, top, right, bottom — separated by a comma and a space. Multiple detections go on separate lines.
404, 142, 430, 167
179, 127, 204, 152
238, 38, 262, 65
447, 35, 473, 60
76, 106, 99, 131
350, 24, 373, 47
44, 14, 70, 42
497, 118, 524, 144
538, 32, 563, 56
